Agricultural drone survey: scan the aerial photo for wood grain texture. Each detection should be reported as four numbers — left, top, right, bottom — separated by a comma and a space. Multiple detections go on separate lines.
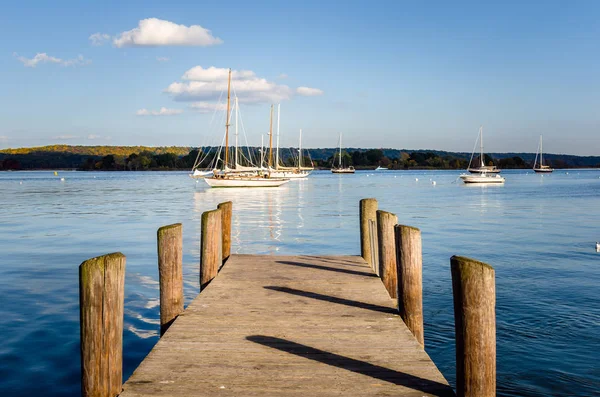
359, 198, 378, 269
451, 256, 496, 397
200, 209, 222, 290
120, 255, 454, 397
79, 252, 125, 397
395, 225, 424, 347
377, 210, 398, 298
217, 201, 232, 263
157, 224, 183, 336
368, 219, 379, 276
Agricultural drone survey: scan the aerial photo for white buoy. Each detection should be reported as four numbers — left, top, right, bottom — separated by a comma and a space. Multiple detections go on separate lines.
60, 177, 65, 181
596, 242, 600, 252
394, 176, 397, 178
432, 181, 436, 186
19, 181, 23, 185
415, 178, 419, 182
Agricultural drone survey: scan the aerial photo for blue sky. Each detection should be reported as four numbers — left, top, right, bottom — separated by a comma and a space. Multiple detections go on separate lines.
1, 0, 599, 154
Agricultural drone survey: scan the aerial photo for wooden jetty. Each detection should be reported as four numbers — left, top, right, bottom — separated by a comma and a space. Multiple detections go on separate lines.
79, 198, 496, 397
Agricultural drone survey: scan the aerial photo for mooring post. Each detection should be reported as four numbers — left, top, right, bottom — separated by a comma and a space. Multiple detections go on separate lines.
394, 224, 424, 346
79, 253, 126, 397
217, 201, 232, 263
157, 223, 183, 336
451, 255, 496, 397
368, 219, 380, 275
377, 210, 398, 298
359, 198, 378, 269
200, 208, 222, 290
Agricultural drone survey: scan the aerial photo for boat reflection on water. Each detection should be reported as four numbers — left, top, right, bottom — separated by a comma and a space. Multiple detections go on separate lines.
193, 185, 288, 254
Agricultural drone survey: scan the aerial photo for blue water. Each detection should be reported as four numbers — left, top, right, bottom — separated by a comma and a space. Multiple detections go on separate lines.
1, 170, 599, 396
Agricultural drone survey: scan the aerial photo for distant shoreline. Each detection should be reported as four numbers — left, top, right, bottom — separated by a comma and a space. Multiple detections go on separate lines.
1, 145, 599, 171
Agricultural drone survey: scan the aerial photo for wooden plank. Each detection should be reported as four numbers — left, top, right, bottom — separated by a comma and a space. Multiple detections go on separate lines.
121, 255, 454, 397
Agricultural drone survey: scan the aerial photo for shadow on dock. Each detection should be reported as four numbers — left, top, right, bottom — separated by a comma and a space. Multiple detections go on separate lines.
276, 260, 377, 277
247, 335, 454, 396
264, 285, 396, 314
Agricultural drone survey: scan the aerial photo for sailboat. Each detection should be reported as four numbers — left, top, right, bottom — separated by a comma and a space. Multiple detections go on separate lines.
533, 135, 553, 173
460, 126, 505, 184
204, 70, 290, 188
467, 126, 501, 174
331, 133, 355, 174
268, 105, 313, 179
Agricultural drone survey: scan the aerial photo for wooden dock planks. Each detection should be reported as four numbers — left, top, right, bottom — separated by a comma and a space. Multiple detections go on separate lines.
120, 255, 454, 396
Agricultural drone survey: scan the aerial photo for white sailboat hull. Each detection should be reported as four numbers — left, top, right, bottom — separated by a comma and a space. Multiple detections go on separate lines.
460, 173, 505, 184
533, 168, 554, 173
204, 177, 290, 188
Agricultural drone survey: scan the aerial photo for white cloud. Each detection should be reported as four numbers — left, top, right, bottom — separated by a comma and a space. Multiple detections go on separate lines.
89, 33, 110, 46
14, 52, 91, 68
113, 18, 222, 47
296, 87, 324, 96
156, 56, 169, 62
136, 107, 184, 116
278, 73, 288, 79
87, 134, 100, 140
0, 136, 8, 142
183, 66, 255, 81
190, 102, 227, 113
53, 135, 78, 140
165, 66, 293, 104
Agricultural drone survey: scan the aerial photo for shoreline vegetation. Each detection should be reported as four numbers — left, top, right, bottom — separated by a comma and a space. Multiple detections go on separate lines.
1, 145, 599, 171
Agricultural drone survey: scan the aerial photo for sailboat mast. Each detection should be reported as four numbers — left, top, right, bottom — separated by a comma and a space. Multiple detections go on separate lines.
260, 135, 264, 168
235, 96, 239, 168
276, 104, 280, 170
299, 129, 302, 170
224, 69, 231, 169
268, 105, 274, 168
540, 135, 543, 166
480, 125, 484, 167
339, 133, 342, 168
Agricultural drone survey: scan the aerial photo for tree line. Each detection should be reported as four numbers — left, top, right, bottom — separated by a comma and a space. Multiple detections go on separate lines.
1, 145, 599, 170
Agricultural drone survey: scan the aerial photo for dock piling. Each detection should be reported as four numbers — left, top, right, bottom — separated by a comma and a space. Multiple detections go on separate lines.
201, 209, 223, 290
368, 219, 379, 275
79, 253, 126, 397
359, 198, 378, 269
395, 224, 424, 346
217, 201, 232, 263
451, 255, 496, 397
376, 210, 398, 298
157, 223, 183, 336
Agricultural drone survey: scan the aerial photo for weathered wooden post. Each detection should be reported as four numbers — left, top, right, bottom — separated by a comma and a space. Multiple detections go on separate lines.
359, 198, 378, 269
200, 208, 222, 290
394, 224, 424, 346
377, 210, 398, 298
79, 253, 126, 397
157, 223, 183, 336
451, 255, 496, 397
368, 219, 379, 275
217, 201, 232, 263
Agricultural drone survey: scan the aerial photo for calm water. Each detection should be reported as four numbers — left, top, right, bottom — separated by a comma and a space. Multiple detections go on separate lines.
1, 170, 599, 396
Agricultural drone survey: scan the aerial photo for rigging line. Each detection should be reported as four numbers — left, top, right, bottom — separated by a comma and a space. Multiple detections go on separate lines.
467, 129, 479, 170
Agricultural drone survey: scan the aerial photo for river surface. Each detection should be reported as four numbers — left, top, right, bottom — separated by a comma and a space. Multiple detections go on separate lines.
1, 170, 599, 396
